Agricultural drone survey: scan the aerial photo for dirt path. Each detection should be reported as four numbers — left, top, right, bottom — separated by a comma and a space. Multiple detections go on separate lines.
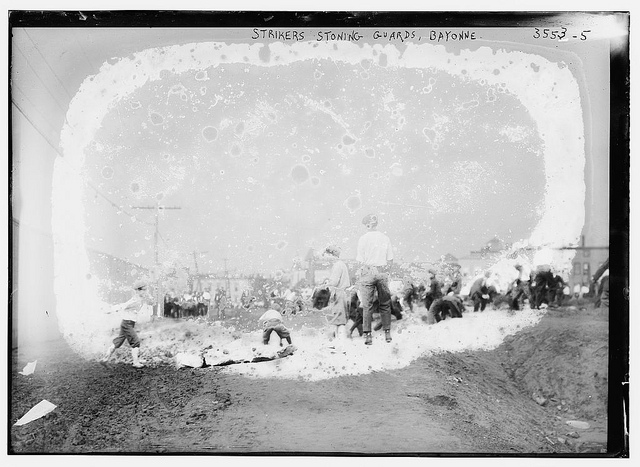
10, 305, 609, 454
209, 371, 471, 453
9, 340, 551, 454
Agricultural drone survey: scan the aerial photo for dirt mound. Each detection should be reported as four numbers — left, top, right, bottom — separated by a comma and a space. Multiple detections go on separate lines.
402, 349, 564, 453
496, 305, 609, 420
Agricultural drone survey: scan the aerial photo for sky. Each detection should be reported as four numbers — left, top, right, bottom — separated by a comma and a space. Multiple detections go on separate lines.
13, 14, 612, 283
81, 40, 548, 275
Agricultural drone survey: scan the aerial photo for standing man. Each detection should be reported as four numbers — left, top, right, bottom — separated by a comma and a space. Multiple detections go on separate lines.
202, 288, 212, 317
424, 269, 443, 310
356, 213, 394, 345
592, 258, 610, 308
550, 273, 566, 307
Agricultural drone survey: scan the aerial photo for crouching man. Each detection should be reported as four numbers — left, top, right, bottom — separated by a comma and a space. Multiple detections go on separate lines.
101, 279, 153, 368
469, 271, 492, 312
425, 295, 464, 324
259, 303, 293, 347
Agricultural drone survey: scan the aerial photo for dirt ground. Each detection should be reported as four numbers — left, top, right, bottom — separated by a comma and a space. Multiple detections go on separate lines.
10, 303, 610, 455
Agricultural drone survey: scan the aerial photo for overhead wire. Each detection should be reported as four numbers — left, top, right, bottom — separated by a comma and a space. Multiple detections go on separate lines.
22, 28, 74, 100
11, 99, 61, 156
12, 34, 161, 229
11, 84, 60, 141
13, 34, 180, 268
87, 181, 155, 226
13, 42, 69, 114
12, 98, 155, 227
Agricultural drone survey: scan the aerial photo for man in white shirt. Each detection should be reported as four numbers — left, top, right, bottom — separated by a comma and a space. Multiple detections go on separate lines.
202, 289, 211, 317
101, 279, 154, 368
356, 214, 394, 345
258, 303, 292, 346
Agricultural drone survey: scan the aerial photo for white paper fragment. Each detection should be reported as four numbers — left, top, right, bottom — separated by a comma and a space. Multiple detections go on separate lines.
19, 360, 37, 376
566, 420, 591, 430
14, 400, 57, 426
175, 353, 205, 369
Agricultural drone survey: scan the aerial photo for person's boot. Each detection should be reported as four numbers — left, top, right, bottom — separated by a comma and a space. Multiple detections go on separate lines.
131, 347, 144, 368
385, 330, 392, 343
364, 332, 373, 345
100, 344, 115, 367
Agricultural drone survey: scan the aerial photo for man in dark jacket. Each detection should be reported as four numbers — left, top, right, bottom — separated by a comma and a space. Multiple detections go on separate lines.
550, 274, 566, 307
424, 269, 443, 310
508, 264, 531, 311
592, 258, 609, 308
425, 295, 464, 324
469, 271, 491, 312
531, 267, 554, 309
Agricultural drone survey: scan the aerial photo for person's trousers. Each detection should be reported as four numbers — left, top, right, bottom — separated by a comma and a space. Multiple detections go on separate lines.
511, 281, 530, 309
328, 287, 349, 325
358, 269, 391, 333
113, 320, 140, 348
471, 293, 488, 312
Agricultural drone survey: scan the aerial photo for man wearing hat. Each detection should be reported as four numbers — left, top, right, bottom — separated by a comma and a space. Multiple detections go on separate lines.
424, 269, 443, 311
101, 279, 153, 368
356, 213, 394, 345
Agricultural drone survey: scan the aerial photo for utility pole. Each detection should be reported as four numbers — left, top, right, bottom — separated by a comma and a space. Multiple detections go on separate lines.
192, 250, 209, 293
222, 257, 231, 296
131, 202, 182, 317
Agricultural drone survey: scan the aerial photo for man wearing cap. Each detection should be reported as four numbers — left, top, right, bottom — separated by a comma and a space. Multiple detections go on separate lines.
469, 270, 492, 312
356, 213, 394, 345
101, 279, 153, 368
424, 269, 443, 310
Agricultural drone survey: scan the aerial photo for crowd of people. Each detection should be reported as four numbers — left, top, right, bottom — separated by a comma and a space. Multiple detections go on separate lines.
162, 288, 232, 319
401, 262, 570, 321
101, 213, 609, 368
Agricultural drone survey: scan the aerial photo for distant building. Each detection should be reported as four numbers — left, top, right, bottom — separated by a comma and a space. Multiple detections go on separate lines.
439, 253, 459, 263
456, 235, 608, 294
564, 236, 609, 294
457, 237, 511, 278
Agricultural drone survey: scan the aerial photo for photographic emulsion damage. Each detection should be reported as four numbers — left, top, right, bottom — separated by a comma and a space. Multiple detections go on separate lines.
9, 11, 629, 457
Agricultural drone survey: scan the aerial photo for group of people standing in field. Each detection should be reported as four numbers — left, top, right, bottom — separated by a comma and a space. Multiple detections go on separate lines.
99, 211, 605, 368
100, 213, 397, 369
309, 213, 396, 346
163, 288, 231, 319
